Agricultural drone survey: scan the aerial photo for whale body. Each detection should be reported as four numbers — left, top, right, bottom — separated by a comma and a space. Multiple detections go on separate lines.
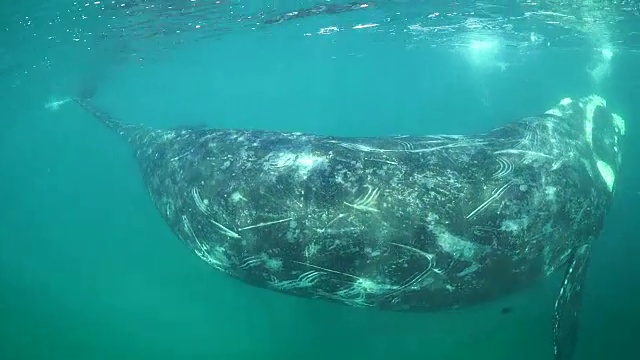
74, 95, 626, 360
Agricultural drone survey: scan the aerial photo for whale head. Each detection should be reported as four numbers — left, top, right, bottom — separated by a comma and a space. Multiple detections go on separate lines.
546, 95, 626, 193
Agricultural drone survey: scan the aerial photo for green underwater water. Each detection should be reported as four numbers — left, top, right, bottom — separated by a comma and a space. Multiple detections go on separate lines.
1, 1, 640, 359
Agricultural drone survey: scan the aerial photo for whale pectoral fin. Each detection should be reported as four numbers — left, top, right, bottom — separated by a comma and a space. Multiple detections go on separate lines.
552, 243, 592, 360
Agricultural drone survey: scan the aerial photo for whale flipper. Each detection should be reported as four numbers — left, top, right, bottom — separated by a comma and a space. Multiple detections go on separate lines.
552, 243, 592, 360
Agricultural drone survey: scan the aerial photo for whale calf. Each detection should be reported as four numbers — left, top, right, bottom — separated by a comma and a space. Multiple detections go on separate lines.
74, 95, 625, 360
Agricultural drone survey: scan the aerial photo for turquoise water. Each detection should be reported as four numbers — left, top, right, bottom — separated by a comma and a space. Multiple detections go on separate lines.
1, 1, 639, 359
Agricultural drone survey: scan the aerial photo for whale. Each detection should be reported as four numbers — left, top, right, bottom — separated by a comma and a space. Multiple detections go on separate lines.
73, 94, 625, 360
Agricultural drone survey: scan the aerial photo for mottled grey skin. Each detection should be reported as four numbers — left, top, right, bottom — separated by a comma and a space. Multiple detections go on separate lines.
75, 95, 625, 360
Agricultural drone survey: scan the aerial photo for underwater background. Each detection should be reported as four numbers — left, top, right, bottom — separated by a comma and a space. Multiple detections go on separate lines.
1, 1, 639, 359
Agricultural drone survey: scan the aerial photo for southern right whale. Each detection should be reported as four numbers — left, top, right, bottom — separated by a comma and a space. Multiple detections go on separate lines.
73, 94, 625, 360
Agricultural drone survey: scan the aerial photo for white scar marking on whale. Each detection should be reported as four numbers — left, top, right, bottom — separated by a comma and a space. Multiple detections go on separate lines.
269, 271, 323, 290
365, 157, 399, 165
494, 149, 552, 159
500, 218, 529, 233
238, 217, 293, 231
240, 253, 286, 271
387, 242, 435, 293
317, 213, 347, 233
182, 215, 230, 270
230, 192, 247, 202
545, 186, 557, 201
290, 260, 397, 305
240, 255, 263, 269
296, 154, 327, 174
192, 187, 210, 214
334, 277, 397, 304
344, 185, 381, 212
293, 260, 357, 280
209, 219, 241, 239
304, 242, 321, 259
329, 138, 488, 153
397, 140, 414, 150
268, 152, 328, 178
169, 145, 192, 162
491, 156, 513, 178
264, 257, 283, 271
466, 180, 514, 219
164, 200, 175, 217
431, 226, 482, 260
